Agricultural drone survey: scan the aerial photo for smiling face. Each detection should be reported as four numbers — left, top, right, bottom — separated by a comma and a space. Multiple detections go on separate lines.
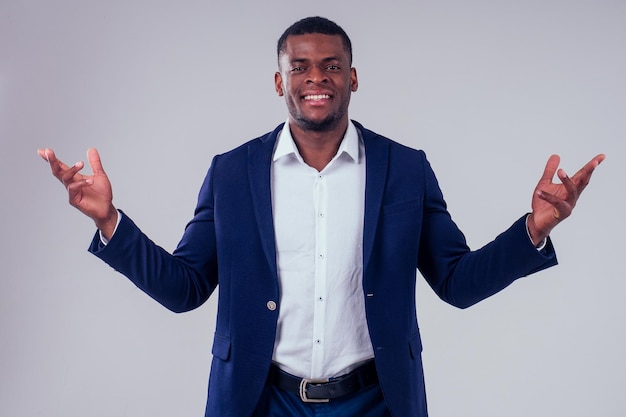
275, 33, 358, 134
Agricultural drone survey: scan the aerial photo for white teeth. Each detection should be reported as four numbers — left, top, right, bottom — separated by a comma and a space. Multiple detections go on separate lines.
304, 94, 330, 100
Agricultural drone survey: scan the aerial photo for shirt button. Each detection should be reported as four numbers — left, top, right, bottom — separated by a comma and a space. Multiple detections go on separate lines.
266, 301, 277, 311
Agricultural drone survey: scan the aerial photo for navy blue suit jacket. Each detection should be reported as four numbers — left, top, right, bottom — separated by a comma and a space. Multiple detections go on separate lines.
90, 121, 557, 416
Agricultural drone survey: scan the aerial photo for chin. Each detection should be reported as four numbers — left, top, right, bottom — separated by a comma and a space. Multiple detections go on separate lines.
295, 115, 342, 132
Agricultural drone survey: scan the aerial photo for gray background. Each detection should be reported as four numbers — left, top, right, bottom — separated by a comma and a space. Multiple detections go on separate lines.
2, 0, 624, 416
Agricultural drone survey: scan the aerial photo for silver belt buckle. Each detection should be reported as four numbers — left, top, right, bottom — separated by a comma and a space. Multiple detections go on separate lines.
299, 377, 330, 403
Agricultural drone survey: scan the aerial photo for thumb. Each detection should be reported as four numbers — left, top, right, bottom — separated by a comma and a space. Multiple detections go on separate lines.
87, 148, 106, 175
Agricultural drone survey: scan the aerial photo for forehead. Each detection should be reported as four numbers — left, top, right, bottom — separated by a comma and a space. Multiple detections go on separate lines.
280, 33, 350, 62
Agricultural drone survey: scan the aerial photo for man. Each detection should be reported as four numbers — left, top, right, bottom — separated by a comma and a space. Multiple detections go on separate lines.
39, 16, 604, 417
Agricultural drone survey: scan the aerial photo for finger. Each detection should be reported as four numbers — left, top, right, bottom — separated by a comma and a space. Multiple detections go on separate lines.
562, 154, 606, 199
538, 154, 560, 185
572, 153, 606, 185
87, 148, 106, 175
588, 153, 606, 168
537, 190, 573, 219
40, 148, 73, 179
66, 179, 93, 207
61, 161, 86, 186
557, 169, 578, 199
37, 148, 49, 162
41, 148, 59, 165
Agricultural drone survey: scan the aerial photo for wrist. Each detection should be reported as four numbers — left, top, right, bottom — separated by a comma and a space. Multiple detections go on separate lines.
526, 213, 548, 248
95, 206, 118, 240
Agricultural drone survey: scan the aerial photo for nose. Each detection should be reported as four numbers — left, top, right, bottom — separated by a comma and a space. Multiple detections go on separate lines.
306, 64, 328, 84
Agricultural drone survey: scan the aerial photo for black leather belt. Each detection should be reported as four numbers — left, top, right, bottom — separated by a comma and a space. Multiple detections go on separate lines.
269, 360, 379, 403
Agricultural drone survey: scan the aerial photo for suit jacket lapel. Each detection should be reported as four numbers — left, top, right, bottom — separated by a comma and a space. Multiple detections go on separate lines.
247, 121, 388, 280
357, 122, 389, 273
248, 124, 283, 281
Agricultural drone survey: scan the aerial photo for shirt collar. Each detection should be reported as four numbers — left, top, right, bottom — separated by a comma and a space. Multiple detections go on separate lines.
273, 120, 361, 164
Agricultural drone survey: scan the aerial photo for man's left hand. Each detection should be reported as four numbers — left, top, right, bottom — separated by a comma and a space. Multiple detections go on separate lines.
527, 153, 605, 246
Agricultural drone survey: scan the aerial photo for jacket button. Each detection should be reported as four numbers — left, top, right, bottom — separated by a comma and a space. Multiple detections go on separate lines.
266, 301, 277, 311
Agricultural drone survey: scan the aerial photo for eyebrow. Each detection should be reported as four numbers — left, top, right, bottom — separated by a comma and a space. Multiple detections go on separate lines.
289, 56, 343, 64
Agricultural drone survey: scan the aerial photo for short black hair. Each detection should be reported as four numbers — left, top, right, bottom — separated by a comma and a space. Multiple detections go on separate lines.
277, 16, 353, 65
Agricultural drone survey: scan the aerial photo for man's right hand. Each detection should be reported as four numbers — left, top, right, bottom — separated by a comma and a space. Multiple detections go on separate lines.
38, 148, 118, 240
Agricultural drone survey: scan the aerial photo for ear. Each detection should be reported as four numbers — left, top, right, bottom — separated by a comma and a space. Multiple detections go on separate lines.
350, 67, 359, 92
274, 72, 284, 96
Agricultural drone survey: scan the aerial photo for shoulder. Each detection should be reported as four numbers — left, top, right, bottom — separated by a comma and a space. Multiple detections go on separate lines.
353, 120, 426, 162
204, 123, 283, 184
214, 123, 284, 161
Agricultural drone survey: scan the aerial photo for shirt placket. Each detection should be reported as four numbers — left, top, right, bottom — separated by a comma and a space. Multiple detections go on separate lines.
311, 172, 328, 377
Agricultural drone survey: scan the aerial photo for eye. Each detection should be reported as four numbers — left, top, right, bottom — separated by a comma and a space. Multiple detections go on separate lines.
326, 65, 341, 71
290, 66, 305, 72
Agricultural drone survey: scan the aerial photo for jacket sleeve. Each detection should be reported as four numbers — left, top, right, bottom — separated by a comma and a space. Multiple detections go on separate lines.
417, 155, 558, 309
88, 158, 220, 313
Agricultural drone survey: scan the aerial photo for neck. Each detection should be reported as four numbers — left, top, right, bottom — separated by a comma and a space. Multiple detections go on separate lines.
289, 118, 349, 172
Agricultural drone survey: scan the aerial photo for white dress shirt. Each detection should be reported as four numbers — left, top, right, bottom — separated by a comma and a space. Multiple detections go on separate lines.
270, 120, 374, 379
